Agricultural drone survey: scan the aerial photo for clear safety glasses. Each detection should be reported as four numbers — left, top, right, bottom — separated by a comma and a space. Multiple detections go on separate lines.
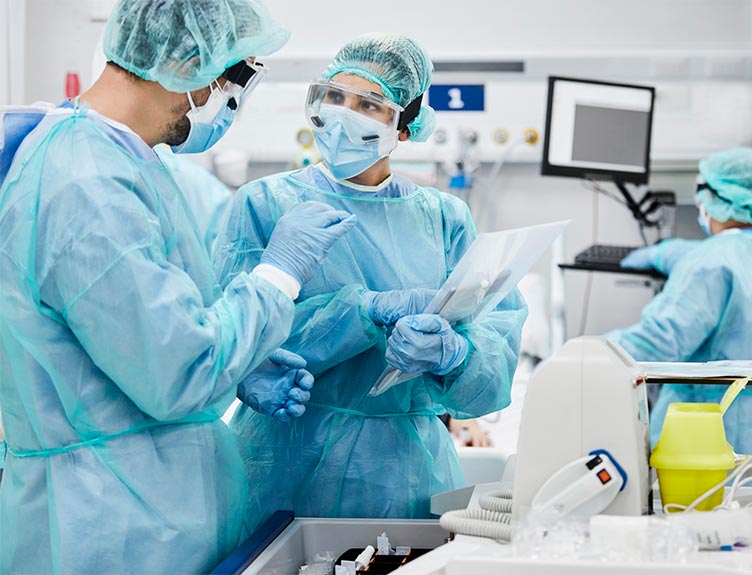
222, 59, 267, 109
305, 79, 403, 133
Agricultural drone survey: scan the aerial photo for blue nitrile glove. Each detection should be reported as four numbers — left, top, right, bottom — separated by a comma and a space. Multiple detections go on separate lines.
620, 239, 702, 276
362, 288, 438, 327
260, 201, 357, 284
237, 349, 315, 422
385, 314, 469, 376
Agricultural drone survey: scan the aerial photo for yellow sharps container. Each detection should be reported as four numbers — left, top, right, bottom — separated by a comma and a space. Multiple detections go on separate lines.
650, 402, 735, 512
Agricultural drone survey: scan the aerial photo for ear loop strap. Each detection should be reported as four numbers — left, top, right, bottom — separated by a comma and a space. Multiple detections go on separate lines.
186, 81, 224, 113
186, 91, 197, 112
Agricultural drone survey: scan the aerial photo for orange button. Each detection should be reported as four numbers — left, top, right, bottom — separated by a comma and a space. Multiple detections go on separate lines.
597, 469, 612, 484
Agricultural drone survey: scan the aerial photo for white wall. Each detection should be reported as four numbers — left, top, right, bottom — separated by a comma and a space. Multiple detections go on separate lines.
0, 0, 26, 105
0, 2, 8, 104
21, 1, 752, 100
270, 0, 752, 56
23, 0, 102, 104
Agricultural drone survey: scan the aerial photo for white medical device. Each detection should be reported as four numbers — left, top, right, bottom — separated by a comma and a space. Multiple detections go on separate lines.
530, 450, 626, 524
513, 337, 651, 523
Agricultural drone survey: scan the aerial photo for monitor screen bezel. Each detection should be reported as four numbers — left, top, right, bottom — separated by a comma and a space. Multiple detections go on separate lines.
541, 76, 656, 185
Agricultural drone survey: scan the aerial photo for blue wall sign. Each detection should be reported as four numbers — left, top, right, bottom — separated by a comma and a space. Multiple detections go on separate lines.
428, 84, 485, 112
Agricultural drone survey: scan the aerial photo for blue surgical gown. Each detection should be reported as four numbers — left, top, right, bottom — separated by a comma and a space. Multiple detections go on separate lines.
154, 146, 233, 253
0, 103, 295, 574
213, 165, 527, 530
608, 230, 752, 453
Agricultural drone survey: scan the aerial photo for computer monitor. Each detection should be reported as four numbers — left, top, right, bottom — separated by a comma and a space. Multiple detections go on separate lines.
541, 76, 655, 184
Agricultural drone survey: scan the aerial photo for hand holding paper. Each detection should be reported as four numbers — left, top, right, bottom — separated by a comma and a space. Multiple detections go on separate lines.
369, 220, 569, 396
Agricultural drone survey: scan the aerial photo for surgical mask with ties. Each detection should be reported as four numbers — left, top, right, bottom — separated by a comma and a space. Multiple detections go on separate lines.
171, 82, 235, 155
312, 104, 398, 180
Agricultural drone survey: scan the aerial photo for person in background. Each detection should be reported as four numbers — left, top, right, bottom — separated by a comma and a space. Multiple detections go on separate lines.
213, 32, 527, 531
609, 147, 752, 454
0, 1, 356, 573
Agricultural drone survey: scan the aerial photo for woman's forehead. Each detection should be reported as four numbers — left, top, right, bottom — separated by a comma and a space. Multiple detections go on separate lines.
331, 72, 384, 97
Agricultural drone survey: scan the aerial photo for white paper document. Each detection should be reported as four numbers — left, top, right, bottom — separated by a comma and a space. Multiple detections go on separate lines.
369, 220, 570, 397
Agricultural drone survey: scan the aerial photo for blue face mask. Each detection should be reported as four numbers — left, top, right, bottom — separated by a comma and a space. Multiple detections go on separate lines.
171, 86, 236, 155
312, 104, 397, 180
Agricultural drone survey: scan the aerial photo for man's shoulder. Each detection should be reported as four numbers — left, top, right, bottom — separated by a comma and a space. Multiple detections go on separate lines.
37, 116, 139, 184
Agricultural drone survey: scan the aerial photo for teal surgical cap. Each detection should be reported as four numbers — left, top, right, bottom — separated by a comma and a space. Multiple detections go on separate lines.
104, 0, 289, 93
698, 147, 752, 224
324, 33, 437, 142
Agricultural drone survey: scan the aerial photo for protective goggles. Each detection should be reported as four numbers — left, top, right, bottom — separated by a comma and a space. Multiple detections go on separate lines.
221, 59, 267, 110
305, 79, 423, 134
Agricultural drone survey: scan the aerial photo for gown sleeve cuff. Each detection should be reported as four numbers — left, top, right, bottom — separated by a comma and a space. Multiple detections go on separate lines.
252, 264, 301, 301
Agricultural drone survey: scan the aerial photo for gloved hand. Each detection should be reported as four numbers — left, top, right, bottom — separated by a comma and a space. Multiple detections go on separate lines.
385, 314, 468, 376
237, 349, 314, 422
620, 239, 702, 275
261, 201, 357, 285
362, 288, 438, 327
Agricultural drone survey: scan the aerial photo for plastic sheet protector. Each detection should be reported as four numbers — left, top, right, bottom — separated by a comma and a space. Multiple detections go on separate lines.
369, 220, 569, 396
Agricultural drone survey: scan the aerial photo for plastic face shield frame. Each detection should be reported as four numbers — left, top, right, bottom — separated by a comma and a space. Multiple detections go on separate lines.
222, 59, 267, 110
305, 79, 404, 134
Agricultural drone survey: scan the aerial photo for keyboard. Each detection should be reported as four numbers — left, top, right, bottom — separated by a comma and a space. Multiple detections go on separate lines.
574, 244, 639, 267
